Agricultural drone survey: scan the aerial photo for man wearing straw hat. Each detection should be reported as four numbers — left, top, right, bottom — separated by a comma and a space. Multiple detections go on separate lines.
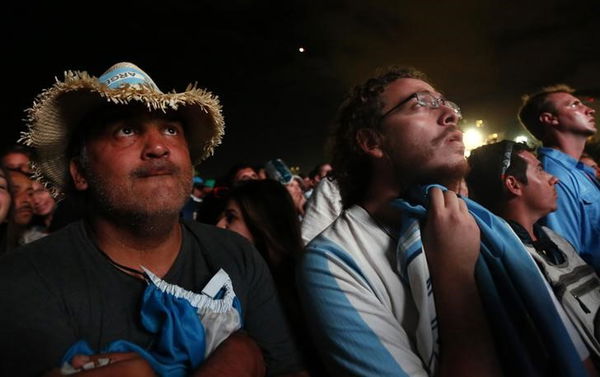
0, 63, 305, 377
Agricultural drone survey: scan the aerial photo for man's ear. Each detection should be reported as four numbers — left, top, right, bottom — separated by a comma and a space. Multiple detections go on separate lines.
356, 128, 384, 159
539, 112, 559, 127
504, 175, 522, 196
69, 159, 88, 191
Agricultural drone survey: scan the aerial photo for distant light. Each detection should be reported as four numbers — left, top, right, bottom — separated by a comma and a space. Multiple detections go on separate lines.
475, 120, 484, 128
298, 47, 305, 53
515, 135, 529, 144
463, 128, 484, 154
486, 133, 499, 143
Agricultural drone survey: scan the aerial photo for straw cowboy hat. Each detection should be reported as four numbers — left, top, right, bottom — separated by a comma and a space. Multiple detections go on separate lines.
21, 62, 224, 194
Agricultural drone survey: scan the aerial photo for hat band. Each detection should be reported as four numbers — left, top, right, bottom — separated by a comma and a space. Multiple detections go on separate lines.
99, 66, 158, 90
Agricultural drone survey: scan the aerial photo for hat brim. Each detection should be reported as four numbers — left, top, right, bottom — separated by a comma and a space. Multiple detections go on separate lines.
22, 70, 224, 194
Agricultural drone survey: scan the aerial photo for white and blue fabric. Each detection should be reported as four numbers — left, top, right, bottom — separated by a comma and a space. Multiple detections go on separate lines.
60, 268, 242, 377
393, 203, 439, 374
394, 184, 585, 377
299, 184, 587, 377
98, 63, 160, 90
300, 205, 435, 377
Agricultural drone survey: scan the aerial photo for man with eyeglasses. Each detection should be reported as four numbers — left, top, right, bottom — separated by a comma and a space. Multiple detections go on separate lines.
467, 140, 600, 372
518, 85, 600, 272
297, 67, 589, 376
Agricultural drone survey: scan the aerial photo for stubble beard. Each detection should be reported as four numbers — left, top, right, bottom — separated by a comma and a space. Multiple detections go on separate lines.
84, 166, 192, 237
387, 130, 469, 191
415, 159, 470, 188
392, 151, 469, 191
581, 127, 597, 137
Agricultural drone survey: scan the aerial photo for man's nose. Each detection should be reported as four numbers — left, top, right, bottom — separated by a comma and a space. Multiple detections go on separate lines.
19, 194, 32, 207
142, 129, 170, 159
439, 106, 460, 126
585, 104, 596, 115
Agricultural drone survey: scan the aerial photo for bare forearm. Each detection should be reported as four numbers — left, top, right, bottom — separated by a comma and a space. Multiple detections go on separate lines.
43, 352, 156, 377
431, 272, 501, 377
422, 189, 502, 376
192, 332, 266, 377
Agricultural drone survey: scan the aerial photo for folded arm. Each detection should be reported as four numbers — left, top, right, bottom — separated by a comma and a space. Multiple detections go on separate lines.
193, 331, 266, 377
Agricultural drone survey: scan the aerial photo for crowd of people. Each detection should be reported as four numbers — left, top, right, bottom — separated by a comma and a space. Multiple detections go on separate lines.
0, 61, 599, 377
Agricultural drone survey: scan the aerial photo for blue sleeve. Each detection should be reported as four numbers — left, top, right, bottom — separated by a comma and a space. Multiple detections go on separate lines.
544, 179, 583, 252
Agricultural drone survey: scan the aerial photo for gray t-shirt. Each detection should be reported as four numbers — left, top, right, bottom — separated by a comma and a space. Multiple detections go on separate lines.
0, 220, 302, 376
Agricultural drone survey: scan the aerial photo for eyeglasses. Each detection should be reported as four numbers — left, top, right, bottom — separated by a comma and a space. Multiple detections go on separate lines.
380, 91, 462, 121
500, 142, 514, 179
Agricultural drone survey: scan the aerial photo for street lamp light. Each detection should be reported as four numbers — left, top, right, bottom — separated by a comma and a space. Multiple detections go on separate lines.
463, 128, 484, 156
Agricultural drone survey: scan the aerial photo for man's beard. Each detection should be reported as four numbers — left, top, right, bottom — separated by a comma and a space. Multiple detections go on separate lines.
386, 127, 469, 191
83, 162, 192, 236
414, 160, 470, 188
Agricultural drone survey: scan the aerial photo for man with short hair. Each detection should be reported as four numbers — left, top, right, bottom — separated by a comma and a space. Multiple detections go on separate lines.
1, 144, 33, 174
0, 63, 305, 377
467, 140, 600, 365
297, 67, 588, 376
518, 85, 600, 270
227, 163, 259, 186
6, 170, 33, 229
2, 170, 34, 252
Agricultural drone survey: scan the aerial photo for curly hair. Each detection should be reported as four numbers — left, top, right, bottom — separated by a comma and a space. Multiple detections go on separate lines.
518, 84, 575, 141
329, 66, 429, 208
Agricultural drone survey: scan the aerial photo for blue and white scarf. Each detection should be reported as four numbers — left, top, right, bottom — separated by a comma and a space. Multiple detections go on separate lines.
61, 268, 242, 377
393, 184, 586, 377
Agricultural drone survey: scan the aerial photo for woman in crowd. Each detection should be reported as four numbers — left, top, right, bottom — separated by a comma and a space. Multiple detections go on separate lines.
216, 179, 326, 376
31, 180, 56, 230
217, 179, 303, 284
0, 167, 12, 253
3, 169, 34, 252
20, 180, 57, 244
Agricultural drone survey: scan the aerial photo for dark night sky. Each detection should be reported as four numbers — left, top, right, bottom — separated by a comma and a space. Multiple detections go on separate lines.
4, 0, 600, 178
